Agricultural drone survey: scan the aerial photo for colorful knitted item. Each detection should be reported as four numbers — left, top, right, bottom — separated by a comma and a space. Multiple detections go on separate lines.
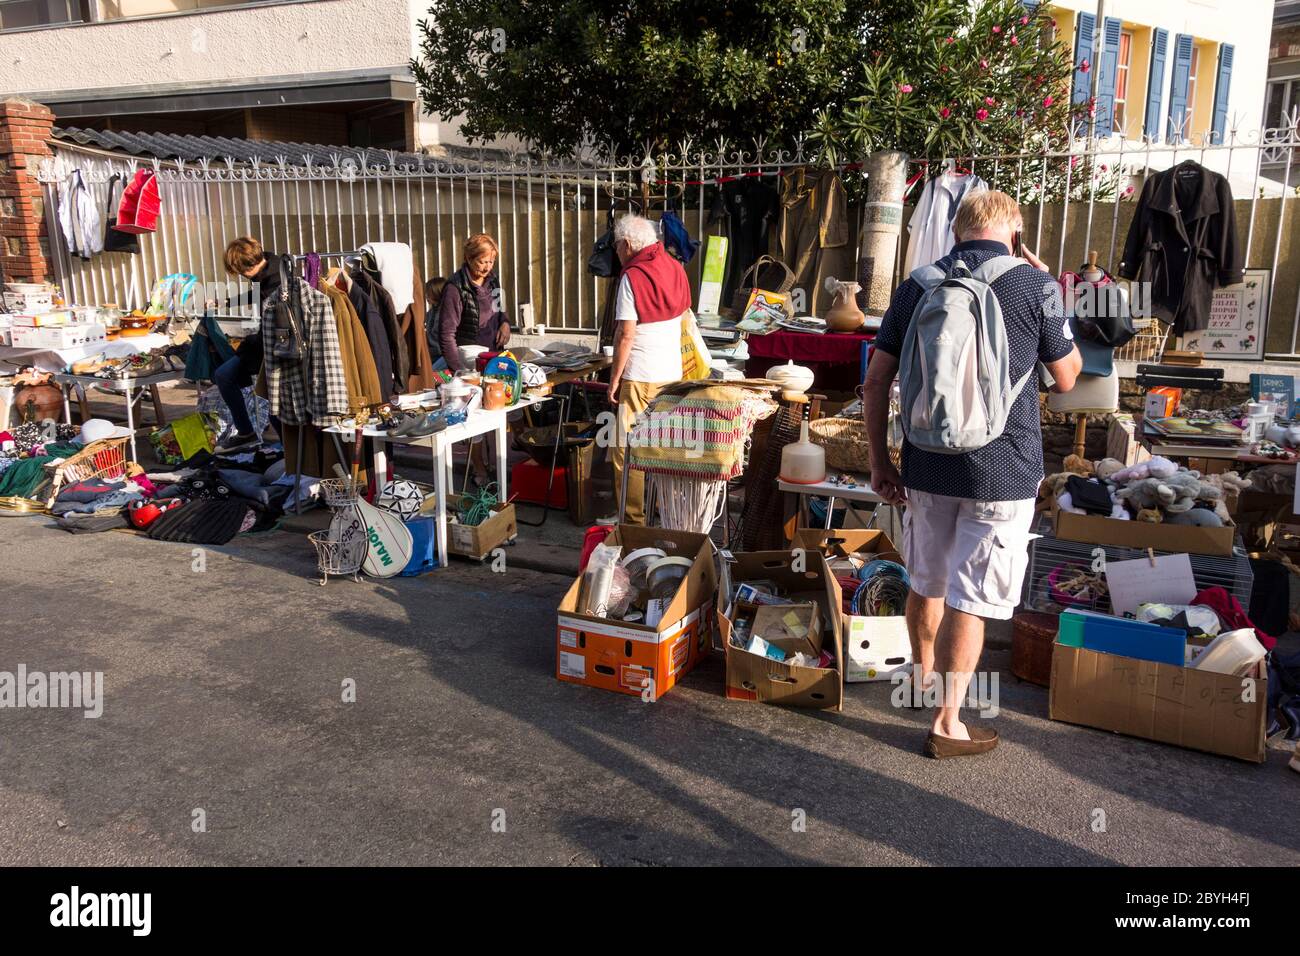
627, 383, 777, 481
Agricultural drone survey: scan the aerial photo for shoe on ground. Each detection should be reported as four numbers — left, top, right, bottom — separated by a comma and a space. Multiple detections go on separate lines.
215, 432, 260, 454
1291, 750, 1299, 775
924, 723, 999, 759
594, 514, 619, 526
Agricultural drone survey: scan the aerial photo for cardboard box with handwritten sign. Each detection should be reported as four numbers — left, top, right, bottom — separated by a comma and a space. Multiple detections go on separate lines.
1049, 641, 1267, 763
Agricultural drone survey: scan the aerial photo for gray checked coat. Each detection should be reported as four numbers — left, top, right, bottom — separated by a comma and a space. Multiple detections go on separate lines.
261, 279, 349, 426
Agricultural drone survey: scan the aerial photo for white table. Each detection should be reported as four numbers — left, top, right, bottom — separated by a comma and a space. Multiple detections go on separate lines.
779, 472, 885, 532
0, 333, 170, 374
52, 369, 185, 463
330, 394, 547, 569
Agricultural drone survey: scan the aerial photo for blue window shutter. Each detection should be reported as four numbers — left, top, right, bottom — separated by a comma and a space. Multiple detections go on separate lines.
1094, 18, 1123, 136
1144, 28, 1168, 140
1073, 12, 1097, 107
1211, 44, 1235, 144
1167, 34, 1194, 142
1021, 0, 1040, 8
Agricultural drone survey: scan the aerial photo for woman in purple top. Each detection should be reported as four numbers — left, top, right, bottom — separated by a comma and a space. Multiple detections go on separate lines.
437, 233, 510, 371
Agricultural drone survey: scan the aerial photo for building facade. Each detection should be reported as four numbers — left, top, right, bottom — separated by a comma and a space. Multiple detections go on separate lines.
0, 0, 469, 152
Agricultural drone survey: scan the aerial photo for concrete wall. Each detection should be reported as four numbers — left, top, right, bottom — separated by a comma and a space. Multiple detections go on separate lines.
0, 0, 411, 95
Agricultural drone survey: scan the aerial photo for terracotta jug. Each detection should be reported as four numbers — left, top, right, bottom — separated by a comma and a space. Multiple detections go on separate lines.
824, 278, 865, 333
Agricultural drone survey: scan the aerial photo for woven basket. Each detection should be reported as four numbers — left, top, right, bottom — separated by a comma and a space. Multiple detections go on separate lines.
46, 437, 129, 506
1010, 611, 1058, 687
729, 255, 796, 315
808, 417, 872, 474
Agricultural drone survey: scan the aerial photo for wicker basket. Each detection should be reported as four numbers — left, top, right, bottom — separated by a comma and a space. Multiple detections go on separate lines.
1010, 611, 1058, 687
728, 255, 796, 316
808, 417, 872, 474
45, 437, 129, 506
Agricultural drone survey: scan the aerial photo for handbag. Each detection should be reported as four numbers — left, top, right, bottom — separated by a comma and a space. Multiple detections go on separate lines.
588, 206, 618, 277
102, 174, 139, 254
270, 259, 307, 363
728, 254, 795, 316
113, 168, 160, 235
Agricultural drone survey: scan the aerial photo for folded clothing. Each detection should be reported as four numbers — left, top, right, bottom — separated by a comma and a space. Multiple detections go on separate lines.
147, 499, 251, 545
55, 511, 130, 534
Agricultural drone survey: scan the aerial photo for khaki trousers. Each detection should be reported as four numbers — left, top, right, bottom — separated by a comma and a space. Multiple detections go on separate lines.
613, 379, 669, 525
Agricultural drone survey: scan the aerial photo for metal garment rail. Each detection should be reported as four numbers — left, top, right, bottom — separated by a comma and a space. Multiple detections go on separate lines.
35, 117, 1300, 355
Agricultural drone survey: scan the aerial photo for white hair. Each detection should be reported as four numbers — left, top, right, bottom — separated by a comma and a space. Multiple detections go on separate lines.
613, 214, 658, 253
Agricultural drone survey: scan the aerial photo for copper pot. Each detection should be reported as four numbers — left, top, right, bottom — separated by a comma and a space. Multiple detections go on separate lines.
14, 383, 62, 422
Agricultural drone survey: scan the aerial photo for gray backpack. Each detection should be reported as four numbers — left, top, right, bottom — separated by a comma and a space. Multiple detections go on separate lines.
898, 256, 1032, 455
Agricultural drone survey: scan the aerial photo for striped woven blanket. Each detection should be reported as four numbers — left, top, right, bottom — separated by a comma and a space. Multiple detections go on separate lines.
627, 383, 777, 481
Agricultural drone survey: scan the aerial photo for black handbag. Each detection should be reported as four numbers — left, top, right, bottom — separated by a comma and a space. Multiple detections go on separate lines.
588, 206, 618, 277
270, 258, 307, 362
102, 173, 140, 254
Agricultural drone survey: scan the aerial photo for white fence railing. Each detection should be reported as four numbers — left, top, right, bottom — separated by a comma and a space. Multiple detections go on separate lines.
36, 118, 1300, 356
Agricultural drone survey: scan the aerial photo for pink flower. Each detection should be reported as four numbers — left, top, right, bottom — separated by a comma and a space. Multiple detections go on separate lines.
980, 58, 989, 69
1080, 59, 1091, 73
1124, 185, 1134, 195
945, 36, 955, 44
1020, 15, 1030, 25
940, 106, 952, 119
1042, 95, 1055, 108
992, 25, 1001, 34
941, 64, 950, 72
899, 83, 913, 93
1100, 164, 1108, 171
976, 108, 989, 121
985, 96, 996, 106
1010, 36, 1019, 46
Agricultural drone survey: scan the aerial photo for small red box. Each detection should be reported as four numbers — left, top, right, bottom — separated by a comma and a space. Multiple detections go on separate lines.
511, 458, 567, 509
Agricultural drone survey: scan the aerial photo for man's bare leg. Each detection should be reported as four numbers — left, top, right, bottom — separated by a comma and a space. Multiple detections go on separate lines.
904, 591, 944, 698
930, 606, 984, 740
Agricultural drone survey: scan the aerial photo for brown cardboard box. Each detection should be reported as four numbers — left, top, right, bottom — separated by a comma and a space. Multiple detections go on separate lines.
741, 602, 823, 658
792, 528, 902, 564
448, 501, 518, 560
1050, 642, 1267, 763
556, 526, 718, 701
1053, 509, 1236, 557
717, 551, 844, 710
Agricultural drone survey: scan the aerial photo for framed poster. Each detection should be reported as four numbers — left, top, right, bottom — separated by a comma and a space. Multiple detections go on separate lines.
1181, 269, 1269, 359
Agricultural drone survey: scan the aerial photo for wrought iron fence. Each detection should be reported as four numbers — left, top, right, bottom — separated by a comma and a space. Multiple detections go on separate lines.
36, 117, 1300, 357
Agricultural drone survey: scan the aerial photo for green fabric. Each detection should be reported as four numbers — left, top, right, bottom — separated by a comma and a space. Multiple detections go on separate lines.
0, 456, 53, 498
44, 442, 83, 458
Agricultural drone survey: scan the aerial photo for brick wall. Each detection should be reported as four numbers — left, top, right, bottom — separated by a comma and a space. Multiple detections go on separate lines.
0, 98, 54, 284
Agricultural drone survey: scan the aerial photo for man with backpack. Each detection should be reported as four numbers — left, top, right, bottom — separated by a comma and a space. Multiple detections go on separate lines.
863, 190, 1081, 759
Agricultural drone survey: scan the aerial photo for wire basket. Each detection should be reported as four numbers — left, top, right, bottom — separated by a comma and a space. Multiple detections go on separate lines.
308, 529, 366, 586
319, 477, 360, 508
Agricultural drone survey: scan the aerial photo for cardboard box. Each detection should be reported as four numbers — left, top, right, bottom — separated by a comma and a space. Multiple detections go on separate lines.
2, 290, 54, 314
448, 500, 517, 560
1050, 642, 1267, 763
718, 551, 844, 709
1053, 509, 1236, 557
792, 529, 911, 682
10, 323, 106, 350
734, 601, 822, 659
556, 526, 717, 702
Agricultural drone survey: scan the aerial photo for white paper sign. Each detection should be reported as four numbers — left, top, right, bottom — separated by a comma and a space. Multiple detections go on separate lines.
1104, 552, 1197, 616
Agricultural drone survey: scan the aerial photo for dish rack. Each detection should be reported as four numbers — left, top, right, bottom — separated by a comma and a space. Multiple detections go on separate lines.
309, 477, 366, 585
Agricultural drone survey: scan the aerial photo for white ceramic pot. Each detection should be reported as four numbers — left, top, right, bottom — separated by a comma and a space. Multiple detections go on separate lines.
766, 360, 815, 394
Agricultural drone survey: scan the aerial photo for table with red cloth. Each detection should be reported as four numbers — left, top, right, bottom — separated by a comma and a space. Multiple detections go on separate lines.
744, 329, 874, 394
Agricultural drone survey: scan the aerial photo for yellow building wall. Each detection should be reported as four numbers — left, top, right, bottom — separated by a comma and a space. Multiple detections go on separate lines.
1122, 25, 1152, 140
1190, 39, 1221, 140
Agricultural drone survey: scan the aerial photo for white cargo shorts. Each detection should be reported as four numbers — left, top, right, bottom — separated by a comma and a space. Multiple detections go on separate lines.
902, 490, 1036, 621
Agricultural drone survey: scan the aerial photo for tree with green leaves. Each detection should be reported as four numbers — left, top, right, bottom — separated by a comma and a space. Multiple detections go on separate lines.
411, 0, 1079, 164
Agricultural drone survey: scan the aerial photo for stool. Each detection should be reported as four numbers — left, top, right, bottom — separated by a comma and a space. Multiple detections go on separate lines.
1047, 369, 1119, 459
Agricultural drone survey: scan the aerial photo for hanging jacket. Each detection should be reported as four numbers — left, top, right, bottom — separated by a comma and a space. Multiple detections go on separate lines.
400, 259, 436, 391
260, 279, 349, 425
777, 167, 855, 314
346, 280, 396, 398
352, 270, 409, 393
184, 312, 237, 382
1118, 160, 1243, 334
58, 170, 103, 260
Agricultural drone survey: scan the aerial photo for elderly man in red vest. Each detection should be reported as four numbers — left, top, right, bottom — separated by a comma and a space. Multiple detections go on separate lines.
606, 214, 691, 525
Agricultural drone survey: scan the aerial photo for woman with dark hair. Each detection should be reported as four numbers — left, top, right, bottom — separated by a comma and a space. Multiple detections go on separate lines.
438, 233, 510, 372
424, 275, 448, 365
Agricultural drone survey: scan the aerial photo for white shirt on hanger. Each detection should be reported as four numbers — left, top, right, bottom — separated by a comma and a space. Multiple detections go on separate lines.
903, 170, 987, 274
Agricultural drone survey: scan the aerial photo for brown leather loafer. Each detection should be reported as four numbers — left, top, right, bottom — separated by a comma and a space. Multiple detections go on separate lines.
924, 724, 999, 759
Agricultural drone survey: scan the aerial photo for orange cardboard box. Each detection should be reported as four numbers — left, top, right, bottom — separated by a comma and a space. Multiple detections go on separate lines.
556, 526, 717, 701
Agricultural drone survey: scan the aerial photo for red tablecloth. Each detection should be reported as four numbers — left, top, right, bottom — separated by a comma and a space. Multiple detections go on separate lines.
745, 330, 874, 395
745, 329, 874, 364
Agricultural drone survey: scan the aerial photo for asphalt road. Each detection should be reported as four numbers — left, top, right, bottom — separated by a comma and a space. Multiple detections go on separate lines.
0, 517, 1295, 867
